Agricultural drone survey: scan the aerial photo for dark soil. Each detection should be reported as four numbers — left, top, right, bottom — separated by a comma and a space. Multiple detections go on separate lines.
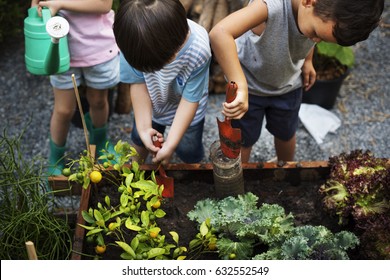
80, 168, 362, 260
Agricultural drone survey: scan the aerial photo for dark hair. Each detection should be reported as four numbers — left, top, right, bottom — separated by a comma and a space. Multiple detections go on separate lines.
113, 0, 189, 72
314, 0, 384, 46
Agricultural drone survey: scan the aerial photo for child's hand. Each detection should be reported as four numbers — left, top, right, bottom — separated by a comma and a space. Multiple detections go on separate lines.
222, 89, 248, 119
152, 142, 173, 165
140, 129, 163, 154
38, 0, 61, 16
301, 60, 316, 91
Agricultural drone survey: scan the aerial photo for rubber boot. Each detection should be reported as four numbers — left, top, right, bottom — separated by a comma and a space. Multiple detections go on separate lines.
90, 124, 116, 162
48, 137, 66, 176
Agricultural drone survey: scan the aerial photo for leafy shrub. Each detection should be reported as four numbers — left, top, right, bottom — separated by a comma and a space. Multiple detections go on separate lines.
66, 140, 187, 260
188, 192, 359, 260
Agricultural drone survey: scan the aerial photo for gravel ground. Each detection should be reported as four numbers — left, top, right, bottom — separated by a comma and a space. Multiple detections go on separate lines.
1, 4, 389, 165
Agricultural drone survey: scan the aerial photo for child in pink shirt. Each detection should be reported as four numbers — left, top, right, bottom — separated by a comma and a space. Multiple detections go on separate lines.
31, 0, 119, 175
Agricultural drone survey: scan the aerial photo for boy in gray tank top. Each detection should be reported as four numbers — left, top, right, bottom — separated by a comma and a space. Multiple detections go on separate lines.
210, 0, 384, 162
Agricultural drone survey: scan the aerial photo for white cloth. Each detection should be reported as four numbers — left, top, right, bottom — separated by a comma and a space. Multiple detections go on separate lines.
299, 104, 341, 144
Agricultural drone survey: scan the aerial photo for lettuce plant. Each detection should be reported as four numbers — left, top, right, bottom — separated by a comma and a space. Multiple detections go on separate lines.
319, 150, 390, 224
319, 150, 390, 259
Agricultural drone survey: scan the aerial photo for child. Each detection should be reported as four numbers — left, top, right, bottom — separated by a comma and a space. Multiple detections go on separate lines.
31, 0, 120, 175
113, 0, 211, 165
209, 0, 384, 162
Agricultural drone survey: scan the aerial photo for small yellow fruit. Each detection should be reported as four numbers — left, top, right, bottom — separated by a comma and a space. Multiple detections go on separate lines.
95, 244, 106, 254
90, 171, 102, 183
152, 200, 161, 209
208, 242, 217, 251
149, 231, 158, 238
108, 222, 116, 231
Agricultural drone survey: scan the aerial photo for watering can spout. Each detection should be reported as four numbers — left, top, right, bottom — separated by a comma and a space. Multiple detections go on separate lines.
44, 42, 60, 74
44, 15, 69, 74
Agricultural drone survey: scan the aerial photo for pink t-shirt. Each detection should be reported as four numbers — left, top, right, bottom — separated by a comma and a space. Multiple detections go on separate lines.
60, 9, 119, 67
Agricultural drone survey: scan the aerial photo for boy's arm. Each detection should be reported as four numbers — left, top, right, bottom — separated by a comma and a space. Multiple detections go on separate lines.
153, 99, 198, 165
130, 83, 161, 155
209, 0, 268, 119
301, 47, 316, 91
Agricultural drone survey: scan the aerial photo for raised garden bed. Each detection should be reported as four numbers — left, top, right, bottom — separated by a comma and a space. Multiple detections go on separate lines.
49, 146, 389, 261
51, 161, 359, 260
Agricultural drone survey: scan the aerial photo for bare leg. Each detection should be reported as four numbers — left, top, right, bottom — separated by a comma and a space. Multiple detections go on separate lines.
50, 87, 77, 146
86, 87, 109, 128
241, 146, 252, 163
274, 134, 296, 161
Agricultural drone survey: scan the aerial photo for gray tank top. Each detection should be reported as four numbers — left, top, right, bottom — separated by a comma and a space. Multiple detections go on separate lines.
236, 0, 315, 96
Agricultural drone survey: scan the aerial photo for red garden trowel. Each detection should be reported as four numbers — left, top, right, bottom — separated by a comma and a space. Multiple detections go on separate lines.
217, 81, 242, 159
152, 136, 174, 198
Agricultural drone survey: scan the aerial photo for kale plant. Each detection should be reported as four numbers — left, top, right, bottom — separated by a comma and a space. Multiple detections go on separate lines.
253, 225, 359, 260
188, 192, 358, 260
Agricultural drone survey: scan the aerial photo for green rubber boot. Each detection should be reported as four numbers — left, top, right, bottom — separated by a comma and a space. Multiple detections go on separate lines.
90, 123, 117, 162
48, 137, 66, 176
84, 112, 94, 144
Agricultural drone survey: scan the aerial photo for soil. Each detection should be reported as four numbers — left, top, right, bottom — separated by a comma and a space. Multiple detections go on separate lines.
79, 168, 359, 260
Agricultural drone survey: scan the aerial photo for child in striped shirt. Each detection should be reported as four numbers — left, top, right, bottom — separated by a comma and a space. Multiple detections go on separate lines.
114, 0, 211, 164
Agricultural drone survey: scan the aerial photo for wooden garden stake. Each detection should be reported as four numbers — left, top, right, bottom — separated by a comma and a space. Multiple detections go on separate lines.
71, 74, 91, 156
25, 241, 38, 260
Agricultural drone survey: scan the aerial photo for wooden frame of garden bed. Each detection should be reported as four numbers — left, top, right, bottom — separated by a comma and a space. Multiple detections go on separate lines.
48, 160, 330, 260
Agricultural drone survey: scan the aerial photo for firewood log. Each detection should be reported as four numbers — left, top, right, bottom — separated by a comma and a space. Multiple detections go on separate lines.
212, 0, 229, 27
197, 0, 218, 32
179, 0, 194, 12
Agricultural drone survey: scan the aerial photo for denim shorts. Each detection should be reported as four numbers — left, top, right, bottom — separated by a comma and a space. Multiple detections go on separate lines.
131, 118, 205, 163
50, 54, 120, 90
232, 88, 302, 147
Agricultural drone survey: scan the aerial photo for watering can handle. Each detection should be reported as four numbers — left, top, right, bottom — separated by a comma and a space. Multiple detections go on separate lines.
42, 8, 52, 24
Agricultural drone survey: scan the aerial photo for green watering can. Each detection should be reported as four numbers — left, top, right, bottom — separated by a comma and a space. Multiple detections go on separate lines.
24, 7, 70, 75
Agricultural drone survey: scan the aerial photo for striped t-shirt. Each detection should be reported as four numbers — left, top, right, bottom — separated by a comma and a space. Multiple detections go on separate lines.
120, 19, 211, 126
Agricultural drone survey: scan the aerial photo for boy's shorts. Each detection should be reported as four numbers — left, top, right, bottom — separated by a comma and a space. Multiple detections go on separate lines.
232, 88, 302, 147
131, 118, 205, 163
50, 54, 120, 90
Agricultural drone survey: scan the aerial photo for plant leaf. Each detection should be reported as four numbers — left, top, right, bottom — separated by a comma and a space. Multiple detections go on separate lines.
116, 241, 136, 258
170, 231, 179, 244
148, 248, 165, 259
81, 210, 95, 224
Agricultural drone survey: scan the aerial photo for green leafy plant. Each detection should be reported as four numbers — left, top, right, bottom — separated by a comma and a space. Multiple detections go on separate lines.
319, 149, 390, 259
313, 42, 355, 80
319, 150, 390, 224
253, 225, 359, 260
0, 128, 72, 259
188, 192, 359, 260
65, 140, 187, 260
